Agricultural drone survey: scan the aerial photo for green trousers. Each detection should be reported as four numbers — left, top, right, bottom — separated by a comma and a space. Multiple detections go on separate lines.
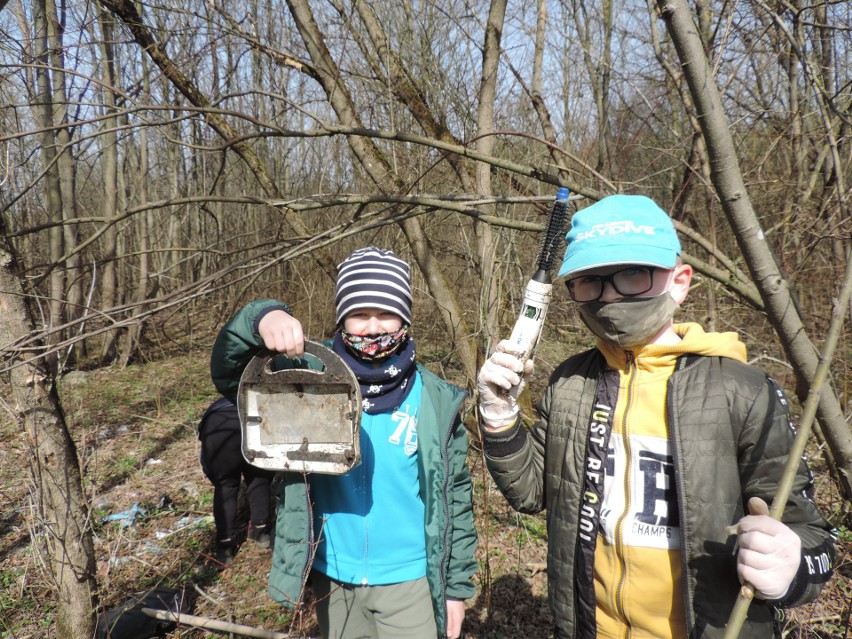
311, 571, 438, 639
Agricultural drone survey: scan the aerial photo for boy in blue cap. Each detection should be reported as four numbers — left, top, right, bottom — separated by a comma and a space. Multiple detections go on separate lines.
476, 195, 835, 638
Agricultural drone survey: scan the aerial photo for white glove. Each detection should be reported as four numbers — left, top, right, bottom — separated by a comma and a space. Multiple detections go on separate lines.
735, 497, 801, 600
477, 340, 533, 429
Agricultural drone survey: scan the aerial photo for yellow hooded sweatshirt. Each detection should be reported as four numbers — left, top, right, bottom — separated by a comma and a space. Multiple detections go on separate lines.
593, 323, 747, 639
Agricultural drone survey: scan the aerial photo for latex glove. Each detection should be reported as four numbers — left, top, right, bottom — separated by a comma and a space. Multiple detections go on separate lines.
477, 339, 534, 429
735, 497, 801, 600
258, 310, 305, 358
445, 599, 465, 639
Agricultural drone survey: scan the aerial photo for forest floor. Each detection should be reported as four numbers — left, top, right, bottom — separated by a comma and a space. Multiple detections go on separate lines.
0, 347, 850, 638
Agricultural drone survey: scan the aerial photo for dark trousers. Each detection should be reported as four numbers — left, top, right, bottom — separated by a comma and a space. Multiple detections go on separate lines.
199, 399, 274, 545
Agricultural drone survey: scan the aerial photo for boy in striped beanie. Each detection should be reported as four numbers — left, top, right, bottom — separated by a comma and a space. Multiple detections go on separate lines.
333, 247, 413, 363
335, 246, 412, 325
209, 246, 477, 639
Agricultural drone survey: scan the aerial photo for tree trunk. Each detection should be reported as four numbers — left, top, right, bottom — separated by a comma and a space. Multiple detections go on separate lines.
0, 240, 97, 639
45, 0, 83, 365
285, 0, 478, 383
531, 0, 546, 95
345, 0, 491, 365
345, 0, 477, 192
32, 0, 63, 374
119, 51, 153, 368
98, 1, 120, 363
811, 1, 849, 280
656, 0, 852, 501
474, 0, 507, 352
574, 0, 613, 173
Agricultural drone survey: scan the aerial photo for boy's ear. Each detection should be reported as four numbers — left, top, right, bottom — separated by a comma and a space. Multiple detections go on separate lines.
670, 263, 693, 304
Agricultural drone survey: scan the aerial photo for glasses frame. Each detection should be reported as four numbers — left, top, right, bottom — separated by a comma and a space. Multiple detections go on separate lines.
565, 266, 664, 303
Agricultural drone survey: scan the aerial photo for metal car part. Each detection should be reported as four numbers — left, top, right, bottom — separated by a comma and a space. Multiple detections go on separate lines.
237, 341, 361, 474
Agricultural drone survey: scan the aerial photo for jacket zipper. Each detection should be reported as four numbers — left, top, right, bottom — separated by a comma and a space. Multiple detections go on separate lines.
301, 475, 314, 593
613, 351, 637, 639
668, 361, 695, 634
437, 390, 466, 639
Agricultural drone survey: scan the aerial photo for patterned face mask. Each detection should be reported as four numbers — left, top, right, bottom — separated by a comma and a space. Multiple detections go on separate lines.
340, 326, 410, 361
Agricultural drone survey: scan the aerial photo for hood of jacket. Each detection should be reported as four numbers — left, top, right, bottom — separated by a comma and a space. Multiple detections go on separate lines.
596, 322, 747, 372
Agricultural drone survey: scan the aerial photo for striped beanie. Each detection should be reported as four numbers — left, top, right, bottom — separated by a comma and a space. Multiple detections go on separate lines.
335, 247, 413, 325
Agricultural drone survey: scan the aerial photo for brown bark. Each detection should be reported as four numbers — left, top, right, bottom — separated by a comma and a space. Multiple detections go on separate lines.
531, 0, 546, 95
574, 0, 613, 173
341, 0, 503, 353
119, 51, 153, 368
345, 0, 476, 191
32, 0, 63, 372
45, 0, 83, 360
97, 3, 120, 362
474, 0, 508, 351
0, 240, 97, 639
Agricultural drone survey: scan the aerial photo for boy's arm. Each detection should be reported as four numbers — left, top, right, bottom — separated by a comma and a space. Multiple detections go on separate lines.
210, 299, 295, 403
445, 414, 478, 601
476, 342, 548, 514
732, 370, 836, 607
479, 383, 550, 515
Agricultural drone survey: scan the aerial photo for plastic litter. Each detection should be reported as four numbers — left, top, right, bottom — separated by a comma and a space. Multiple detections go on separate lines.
102, 503, 146, 528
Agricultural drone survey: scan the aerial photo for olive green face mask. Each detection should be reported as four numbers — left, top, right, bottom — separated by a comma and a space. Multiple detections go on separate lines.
577, 294, 679, 349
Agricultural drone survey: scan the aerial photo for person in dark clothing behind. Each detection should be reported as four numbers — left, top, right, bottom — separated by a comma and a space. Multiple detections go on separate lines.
198, 397, 275, 565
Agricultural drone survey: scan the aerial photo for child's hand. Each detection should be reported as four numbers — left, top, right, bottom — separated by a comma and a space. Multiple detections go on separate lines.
445, 599, 465, 639
477, 340, 534, 429
258, 310, 304, 358
735, 497, 801, 600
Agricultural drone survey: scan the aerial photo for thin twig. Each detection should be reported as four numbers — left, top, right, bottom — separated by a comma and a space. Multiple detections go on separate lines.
192, 582, 227, 610
141, 607, 299, 639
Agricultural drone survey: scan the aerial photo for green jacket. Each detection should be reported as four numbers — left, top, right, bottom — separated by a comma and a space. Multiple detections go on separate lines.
210, 300, 478, 637
482, 348, 835, 639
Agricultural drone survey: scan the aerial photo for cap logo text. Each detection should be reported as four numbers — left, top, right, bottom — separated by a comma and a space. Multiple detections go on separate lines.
576, 221, 656, 242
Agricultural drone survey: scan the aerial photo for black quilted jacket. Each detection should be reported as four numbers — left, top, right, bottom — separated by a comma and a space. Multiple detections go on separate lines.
482, 349, 835, 639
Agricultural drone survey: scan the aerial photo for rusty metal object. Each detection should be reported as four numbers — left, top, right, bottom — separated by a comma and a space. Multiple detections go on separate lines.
237, 341, 361, 474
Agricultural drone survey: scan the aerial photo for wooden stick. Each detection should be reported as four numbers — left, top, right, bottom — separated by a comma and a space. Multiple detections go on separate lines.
141, 607, 298, 639
722, 248, 852, 638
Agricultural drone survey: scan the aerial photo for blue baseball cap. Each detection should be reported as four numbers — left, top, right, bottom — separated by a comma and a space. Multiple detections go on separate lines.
557, 194, 681, 277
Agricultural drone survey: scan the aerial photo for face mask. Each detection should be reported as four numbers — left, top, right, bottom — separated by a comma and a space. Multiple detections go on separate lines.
340, 326, 409, 361
577, 294, 679, 349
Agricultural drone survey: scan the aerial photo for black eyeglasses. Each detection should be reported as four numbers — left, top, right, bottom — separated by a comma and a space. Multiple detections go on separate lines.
565, 266, 663, 302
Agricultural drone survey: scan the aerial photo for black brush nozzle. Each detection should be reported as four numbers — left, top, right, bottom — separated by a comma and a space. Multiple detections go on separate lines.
534, 188, 570, 274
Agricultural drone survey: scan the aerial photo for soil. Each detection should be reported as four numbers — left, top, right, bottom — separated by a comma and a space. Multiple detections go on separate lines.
0, 351, 849, 639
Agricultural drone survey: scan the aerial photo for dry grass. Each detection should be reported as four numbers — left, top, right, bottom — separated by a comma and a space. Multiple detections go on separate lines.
0, 340, 849, 639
